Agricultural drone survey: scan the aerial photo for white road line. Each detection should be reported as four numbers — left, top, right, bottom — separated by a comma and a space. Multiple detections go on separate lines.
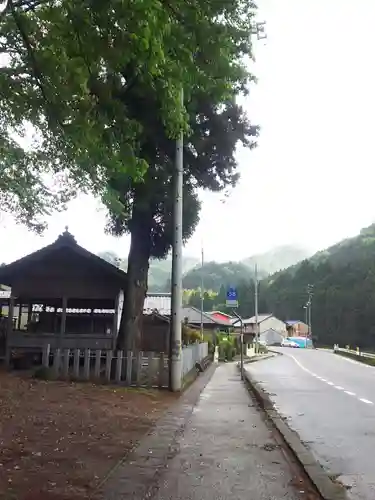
287, 354, 366, 403
359, 398, 374, 405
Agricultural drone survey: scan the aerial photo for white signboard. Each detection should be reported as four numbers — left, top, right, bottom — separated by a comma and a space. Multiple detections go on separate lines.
0, 290, 11, 299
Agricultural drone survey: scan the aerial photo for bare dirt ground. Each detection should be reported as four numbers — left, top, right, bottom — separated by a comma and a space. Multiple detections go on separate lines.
0, 370, 177, 500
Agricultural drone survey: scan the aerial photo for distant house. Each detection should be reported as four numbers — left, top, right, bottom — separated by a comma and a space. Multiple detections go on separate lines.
285, 320, 308, 337
233, 314, 287, 337
259, 328, 284, 346
182, 307, 231, 330
144, 293, 171, 315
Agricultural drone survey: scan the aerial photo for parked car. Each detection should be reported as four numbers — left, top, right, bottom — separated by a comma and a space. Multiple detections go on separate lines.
281, 338, 300, 348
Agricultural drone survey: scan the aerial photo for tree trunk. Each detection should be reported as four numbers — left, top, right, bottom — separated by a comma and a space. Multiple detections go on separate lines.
117, 214, 151, 351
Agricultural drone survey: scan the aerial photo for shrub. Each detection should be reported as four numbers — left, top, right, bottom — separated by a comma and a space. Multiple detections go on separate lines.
33, 366, 53, 380
218, 337, 236, 361
182, 324, 201, 345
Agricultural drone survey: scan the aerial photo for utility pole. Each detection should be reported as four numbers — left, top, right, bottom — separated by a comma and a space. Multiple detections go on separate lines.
200, 245, 204, 340
249, 20, 266, 355
170, 88, 184, 392
254, 263, 259, 353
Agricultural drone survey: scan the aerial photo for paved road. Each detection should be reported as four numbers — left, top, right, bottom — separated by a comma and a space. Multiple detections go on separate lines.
246, 348, 375, 500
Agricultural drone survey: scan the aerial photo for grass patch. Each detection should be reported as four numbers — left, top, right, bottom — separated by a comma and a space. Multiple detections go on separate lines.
335, 350, 375, 366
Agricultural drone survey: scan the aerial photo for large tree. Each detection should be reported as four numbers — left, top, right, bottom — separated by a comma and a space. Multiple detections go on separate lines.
0, 0, 254, 228
107, 88, 257, 349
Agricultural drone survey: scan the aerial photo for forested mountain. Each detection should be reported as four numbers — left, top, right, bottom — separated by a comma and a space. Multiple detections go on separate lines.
182, 261, 264, 291
98, 245, 308, 293
241, 245, 310, 275
181, 246, 309, 291
257, 224, 375, 348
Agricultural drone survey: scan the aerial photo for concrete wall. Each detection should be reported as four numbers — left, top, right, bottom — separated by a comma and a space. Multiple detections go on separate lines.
181, 342, 208, 378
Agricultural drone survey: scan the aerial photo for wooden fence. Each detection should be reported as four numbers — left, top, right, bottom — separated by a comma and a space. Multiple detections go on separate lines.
40, 346, 168, 388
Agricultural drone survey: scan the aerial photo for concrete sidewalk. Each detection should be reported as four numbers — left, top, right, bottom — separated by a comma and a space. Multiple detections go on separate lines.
150, 364, 315, 500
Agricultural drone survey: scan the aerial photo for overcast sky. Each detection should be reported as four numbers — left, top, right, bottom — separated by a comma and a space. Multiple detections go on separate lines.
1, 0, 375, 264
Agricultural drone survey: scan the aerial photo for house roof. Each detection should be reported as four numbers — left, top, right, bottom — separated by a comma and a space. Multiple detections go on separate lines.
182, 307, 230, 326
210, 311, 233, 319
0, 229, 127, 287
285, 320, 304, 326
232, 314, 273, 326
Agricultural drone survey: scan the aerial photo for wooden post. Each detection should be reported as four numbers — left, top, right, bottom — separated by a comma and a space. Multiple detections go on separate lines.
5, 296, 15, 368
62, 348, 70, 378
112, 293, 120, 351
126, 351, 133, 386
158, 353, 165, 389
27, 303, 32, 330
59, 296, 68, 348
105, 350, 113, 382
115, 350, 123, 382
53, 348, 61, 377
83, 348, 90, 380
42, 344, 51, 368
94, 349, 102, 378
135, 351, 142, 386
17, 303, 22, 330
147, 352, 154, 388
73, 348, 80, 378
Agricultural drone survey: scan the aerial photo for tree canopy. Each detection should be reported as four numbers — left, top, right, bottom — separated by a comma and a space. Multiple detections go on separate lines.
0, 0, 255, 229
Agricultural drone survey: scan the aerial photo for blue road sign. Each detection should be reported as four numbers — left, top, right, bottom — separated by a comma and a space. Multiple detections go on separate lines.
226, 287, 238, 300
226, 287, 238, 308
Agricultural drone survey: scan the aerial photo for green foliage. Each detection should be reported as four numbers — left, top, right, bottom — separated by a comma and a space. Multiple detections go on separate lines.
32, 366, 53, 380
218, 336, 236, 361
335, 351, 375, 367
182, 323, 201, 346
185, 288, 218, 311
0, 0, 256, 228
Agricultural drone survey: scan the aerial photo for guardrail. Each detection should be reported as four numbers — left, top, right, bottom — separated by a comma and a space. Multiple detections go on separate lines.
334, 346, 375, 359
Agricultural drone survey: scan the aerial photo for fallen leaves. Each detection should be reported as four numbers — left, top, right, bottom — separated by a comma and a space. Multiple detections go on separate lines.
0, 370, 176, 499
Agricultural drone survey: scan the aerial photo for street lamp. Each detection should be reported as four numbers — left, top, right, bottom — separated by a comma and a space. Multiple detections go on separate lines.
306, 284, 314, 348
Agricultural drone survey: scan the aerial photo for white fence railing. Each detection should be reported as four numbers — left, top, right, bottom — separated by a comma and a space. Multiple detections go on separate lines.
334, 346, 375, 359
181, 342, 208, 377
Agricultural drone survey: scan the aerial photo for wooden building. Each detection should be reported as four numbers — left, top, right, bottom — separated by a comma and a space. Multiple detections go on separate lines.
0, 229, 126, 359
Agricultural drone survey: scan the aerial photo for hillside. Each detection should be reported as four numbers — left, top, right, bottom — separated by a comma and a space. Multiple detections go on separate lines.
181, 245, 309, 292
182, 261, 262, 291
258, 223, 375, 348
241, 245, 311, 274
